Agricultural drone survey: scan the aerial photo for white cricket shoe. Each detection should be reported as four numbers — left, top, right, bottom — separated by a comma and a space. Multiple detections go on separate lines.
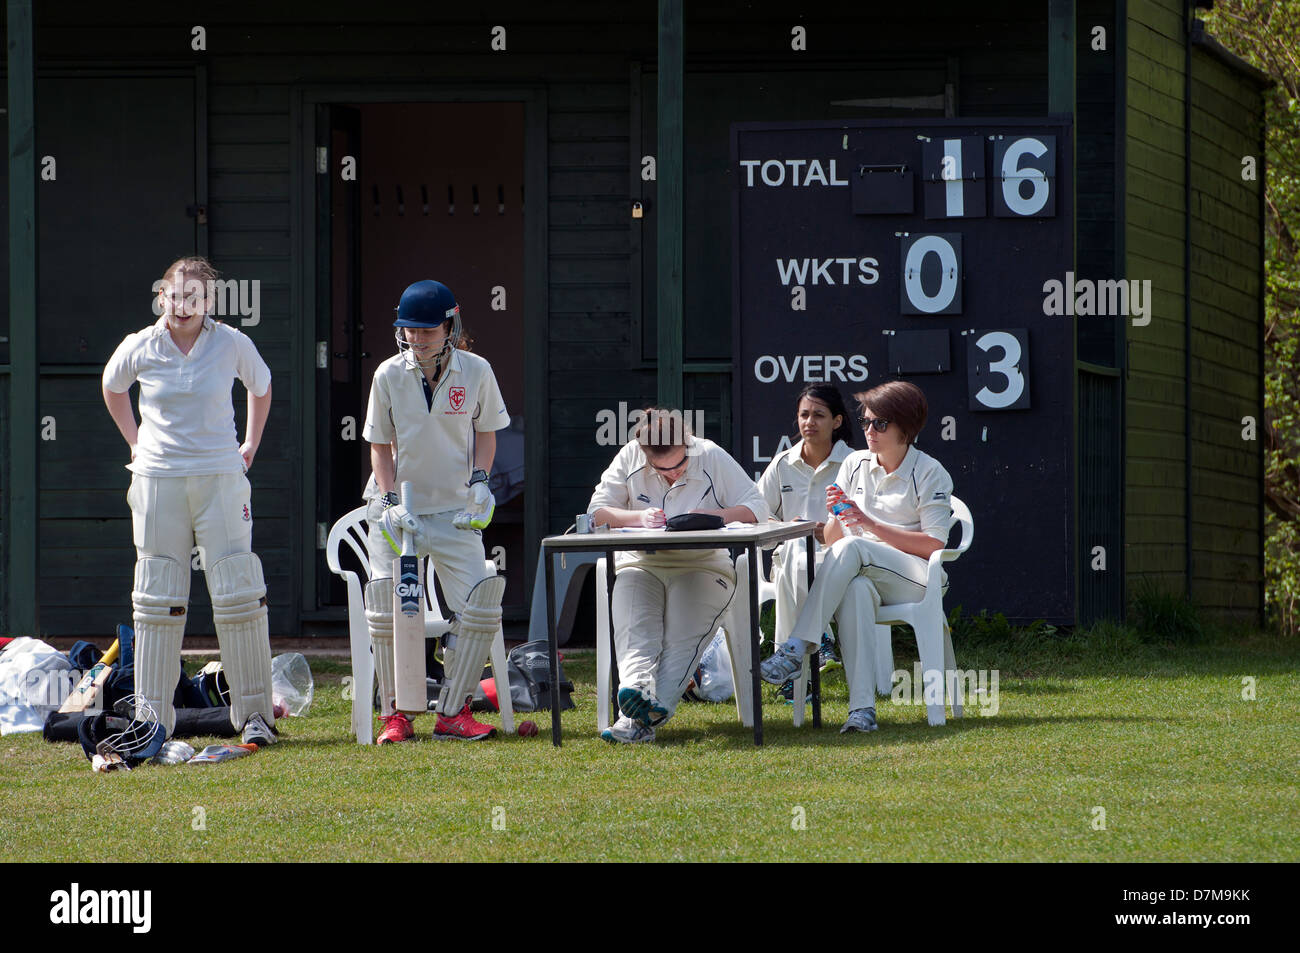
600, 715, 655, 745
242, 712, 279, 746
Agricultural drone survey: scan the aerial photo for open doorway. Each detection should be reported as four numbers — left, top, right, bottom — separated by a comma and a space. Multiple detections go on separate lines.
318, 101, 527, 617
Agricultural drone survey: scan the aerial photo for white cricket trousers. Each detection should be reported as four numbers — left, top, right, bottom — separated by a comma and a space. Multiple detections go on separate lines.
127, 472, 266, 734
128, 472, 253, 567
611, 563, 734, 721
788, 535, 946, 712
770, 539, 824, 645
366, 509, 488, 614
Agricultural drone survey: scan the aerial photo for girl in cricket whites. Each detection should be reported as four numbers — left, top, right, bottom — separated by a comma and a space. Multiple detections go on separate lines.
754, 383, 855, 650
588, 409, 768, 743
363, 279, 509, 743
102, 256, 277, 745
760, 380, 954, 734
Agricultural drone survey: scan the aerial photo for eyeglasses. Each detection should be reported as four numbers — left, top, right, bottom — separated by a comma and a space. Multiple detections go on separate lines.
860, 417, 890, 433
651, 454, 688, 473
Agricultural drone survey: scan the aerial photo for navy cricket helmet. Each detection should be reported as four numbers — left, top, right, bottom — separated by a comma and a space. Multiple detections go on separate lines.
393, 280, 460, 329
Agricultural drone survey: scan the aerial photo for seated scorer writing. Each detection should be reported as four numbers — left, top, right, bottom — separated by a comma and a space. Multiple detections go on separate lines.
760, 381, 954, 734
587, 408, 768, 744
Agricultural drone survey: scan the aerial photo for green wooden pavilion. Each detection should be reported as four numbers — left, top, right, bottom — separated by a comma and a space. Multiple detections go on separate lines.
1, 0, 1268, 635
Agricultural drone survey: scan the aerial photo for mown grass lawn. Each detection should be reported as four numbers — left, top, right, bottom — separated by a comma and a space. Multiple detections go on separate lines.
3, 630, 1296, 862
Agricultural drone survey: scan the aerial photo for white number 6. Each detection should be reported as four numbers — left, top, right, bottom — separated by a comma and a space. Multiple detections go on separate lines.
1000, 137, 1050, 216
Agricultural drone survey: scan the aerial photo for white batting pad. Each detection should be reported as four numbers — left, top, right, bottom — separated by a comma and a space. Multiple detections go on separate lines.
206, 553, 272, 731
131, 556, 190, 736
436, 575, 504, 716
365, 577, 397, 717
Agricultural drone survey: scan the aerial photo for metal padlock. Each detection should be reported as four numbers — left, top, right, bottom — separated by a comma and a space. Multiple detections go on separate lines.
632, 201, 643, 220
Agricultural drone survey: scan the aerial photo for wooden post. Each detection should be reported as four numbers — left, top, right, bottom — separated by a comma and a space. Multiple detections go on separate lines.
7, 0, 39, 636
656, 0, 683, 409
1048, 0, 1076, 116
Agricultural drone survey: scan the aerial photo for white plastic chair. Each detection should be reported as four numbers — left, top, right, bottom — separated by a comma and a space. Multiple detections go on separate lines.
787, 495, 974, 726
595, 557, 767, 731
326, 505, 515, 744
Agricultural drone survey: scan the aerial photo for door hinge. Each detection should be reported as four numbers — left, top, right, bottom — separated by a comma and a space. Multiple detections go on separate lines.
317, 522, 328, 549
316, 341, 328, 369
316, 147, 328, 174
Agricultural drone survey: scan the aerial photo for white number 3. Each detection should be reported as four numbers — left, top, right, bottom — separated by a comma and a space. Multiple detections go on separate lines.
974, 331, 1025, 409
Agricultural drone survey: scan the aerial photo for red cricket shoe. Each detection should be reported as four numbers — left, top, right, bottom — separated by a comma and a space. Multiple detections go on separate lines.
433, 699, 497, 741
376, 712, 414, 745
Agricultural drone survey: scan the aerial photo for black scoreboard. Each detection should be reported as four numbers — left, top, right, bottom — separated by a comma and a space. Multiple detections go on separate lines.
731, 119, 1074, 623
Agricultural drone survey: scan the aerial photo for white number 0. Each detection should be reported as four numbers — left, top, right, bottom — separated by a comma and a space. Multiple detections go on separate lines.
974, 331, 1024, 408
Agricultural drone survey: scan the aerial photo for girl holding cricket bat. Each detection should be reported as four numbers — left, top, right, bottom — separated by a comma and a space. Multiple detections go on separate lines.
102, 256, 277, 745
361, 279, 510, 744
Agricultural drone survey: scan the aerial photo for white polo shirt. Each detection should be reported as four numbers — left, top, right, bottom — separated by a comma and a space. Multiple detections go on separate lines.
756, 439, 854, 523
363, 348, 509, 514
102, 316, 272, 476
587, 436, 769, 574
834, 445, 954, 544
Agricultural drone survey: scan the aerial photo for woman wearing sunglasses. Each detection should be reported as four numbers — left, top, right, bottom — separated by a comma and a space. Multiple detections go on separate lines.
587, 408, 768, 743
760, 380, 953, 734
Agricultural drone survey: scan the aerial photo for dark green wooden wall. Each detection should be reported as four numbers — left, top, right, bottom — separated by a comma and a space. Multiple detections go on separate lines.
1123, 0, 1265, 620
1188, 39, 1265, 617
1124, 0, 1192, 591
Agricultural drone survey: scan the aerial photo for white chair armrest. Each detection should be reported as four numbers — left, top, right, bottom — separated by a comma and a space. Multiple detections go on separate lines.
924, 547, 948, 592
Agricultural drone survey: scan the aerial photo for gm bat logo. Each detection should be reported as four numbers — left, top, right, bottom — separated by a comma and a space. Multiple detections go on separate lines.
397, 557, 422, 615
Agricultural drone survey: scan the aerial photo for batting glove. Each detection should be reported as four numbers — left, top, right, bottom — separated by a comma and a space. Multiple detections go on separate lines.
453, 470, 495, 531
372, 491, 419, 553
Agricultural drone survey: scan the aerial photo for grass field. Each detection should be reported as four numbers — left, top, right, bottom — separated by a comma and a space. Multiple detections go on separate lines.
2, 627, 1297, 862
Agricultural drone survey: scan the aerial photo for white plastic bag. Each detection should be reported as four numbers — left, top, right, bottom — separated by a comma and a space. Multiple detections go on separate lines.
695, 631, 734, 703
271, 653, 313, 717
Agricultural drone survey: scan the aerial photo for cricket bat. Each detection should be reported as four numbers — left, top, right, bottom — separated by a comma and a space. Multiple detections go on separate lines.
59, 639, 121, 713
393, 481, 427, 714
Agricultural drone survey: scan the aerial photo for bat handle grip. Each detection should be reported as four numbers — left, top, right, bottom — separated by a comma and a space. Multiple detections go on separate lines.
398, 481, 416, 555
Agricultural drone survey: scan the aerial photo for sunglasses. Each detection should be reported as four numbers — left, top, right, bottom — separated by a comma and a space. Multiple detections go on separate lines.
860, 417, 891, 433
651, 454, 688, 473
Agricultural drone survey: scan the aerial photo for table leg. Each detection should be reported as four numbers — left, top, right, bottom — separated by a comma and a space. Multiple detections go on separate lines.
748, 541, 763, 746
545, 550, 561, 747
807, 532, 821, 729
606, 548, 618, 715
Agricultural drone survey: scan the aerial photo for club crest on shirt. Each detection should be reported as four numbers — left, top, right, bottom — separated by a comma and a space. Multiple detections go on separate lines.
448, 386, 466, 412
242, 504, 251, 521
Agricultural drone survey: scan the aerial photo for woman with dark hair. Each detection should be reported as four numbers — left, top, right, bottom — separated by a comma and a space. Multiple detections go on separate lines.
754, 383, 854, 648
760, 380, 954, 734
